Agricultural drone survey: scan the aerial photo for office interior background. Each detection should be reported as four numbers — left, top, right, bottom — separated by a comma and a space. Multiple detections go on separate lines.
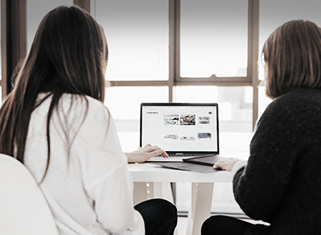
1, 0, 320, 222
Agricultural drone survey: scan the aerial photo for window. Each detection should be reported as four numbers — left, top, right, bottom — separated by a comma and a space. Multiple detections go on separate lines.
180, 0, 248, 78
94, 0, 257, 134
94, 0, 169, 81
26, 0, 73, 51
258, 0, 321, 117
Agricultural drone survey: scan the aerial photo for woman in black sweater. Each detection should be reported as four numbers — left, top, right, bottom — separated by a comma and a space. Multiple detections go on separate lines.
201, 20, 321, 235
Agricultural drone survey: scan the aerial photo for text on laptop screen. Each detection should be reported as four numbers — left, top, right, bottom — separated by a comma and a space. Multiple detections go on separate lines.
140, 103, 218, 152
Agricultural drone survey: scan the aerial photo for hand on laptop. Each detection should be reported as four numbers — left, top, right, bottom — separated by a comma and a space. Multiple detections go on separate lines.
213, 157, 241, 171
125, 144, 169, 163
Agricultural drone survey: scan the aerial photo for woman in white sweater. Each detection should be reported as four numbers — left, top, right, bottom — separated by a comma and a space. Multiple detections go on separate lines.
0, 6, 177, 235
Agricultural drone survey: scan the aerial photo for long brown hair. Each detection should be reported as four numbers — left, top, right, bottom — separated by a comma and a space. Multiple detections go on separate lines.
0, 6, 108, 178
262, 20, 321, 99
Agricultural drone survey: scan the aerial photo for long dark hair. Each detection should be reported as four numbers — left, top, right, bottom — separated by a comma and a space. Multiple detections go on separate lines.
262, 20, 321, 98
0, 6, 108, 178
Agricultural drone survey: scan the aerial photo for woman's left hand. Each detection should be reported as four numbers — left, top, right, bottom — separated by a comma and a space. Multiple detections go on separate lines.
125, 144, 169, 163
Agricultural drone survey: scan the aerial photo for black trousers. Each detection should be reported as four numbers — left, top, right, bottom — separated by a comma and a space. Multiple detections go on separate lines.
134, 198, 177, 235
201, 215, 252, 235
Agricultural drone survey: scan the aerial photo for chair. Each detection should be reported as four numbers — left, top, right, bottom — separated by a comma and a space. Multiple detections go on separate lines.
0, 153, 59, 235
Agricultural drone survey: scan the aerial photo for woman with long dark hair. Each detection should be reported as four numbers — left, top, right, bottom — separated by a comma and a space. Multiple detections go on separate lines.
202, 20, 321, 235
0, 6, 176, 235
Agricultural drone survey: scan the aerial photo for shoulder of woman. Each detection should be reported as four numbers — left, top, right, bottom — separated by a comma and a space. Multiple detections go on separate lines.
263, 88, 311, 115
60, 94, 109, 119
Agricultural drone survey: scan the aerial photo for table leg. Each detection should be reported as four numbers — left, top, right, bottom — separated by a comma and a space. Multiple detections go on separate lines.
152, 182, 174, 204
187, 183, 214, 235
133, 182, 148, 205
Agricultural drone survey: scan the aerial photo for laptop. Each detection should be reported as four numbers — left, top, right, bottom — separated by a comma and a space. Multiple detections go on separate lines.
140, 103, 220, 162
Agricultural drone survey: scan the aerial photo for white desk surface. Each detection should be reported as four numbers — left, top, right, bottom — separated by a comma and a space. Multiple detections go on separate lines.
128, 163, 233, 183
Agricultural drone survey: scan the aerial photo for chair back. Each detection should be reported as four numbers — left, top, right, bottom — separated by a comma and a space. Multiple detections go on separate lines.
0, 153, 59, 235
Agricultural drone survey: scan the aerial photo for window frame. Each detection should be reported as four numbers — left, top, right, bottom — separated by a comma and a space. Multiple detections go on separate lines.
1, 0, 27, 101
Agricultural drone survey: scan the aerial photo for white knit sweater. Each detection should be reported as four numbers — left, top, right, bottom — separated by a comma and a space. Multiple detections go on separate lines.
23, 93, 144, 235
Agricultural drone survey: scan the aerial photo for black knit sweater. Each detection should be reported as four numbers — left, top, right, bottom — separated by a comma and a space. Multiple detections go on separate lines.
233, 88, 321, 235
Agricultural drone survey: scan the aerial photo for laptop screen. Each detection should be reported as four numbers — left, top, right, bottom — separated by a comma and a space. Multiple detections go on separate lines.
140, 103, 219, 154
